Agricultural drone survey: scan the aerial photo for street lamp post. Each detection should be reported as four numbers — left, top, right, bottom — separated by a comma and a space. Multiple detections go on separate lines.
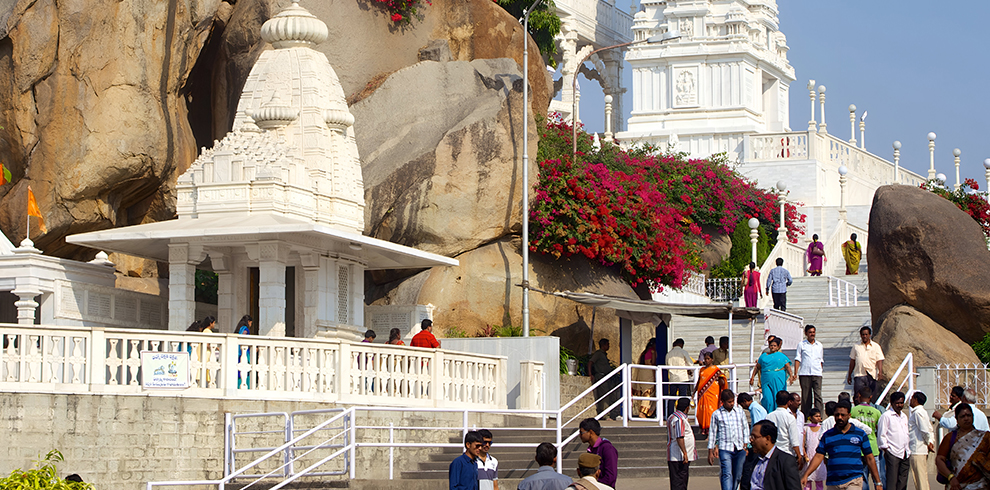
572, 30, 680, 162
848, 105, 856, 145
838, 165, 848, 222
807, 80, 817, 131
776, 181, 787, 239
521, 0, 542, 337
748, 218, 760, 265
954, 148, 962, 191
893, 141, 901, 184
984, 159, 990, 201
928, 132, 937, 180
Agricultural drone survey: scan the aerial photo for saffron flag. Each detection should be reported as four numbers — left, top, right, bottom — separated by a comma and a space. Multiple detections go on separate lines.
0, 163, 9, 185
27, 185, 46, 233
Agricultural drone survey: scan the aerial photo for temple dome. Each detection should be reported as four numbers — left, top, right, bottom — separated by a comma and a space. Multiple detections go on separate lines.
260, 0, 329, 49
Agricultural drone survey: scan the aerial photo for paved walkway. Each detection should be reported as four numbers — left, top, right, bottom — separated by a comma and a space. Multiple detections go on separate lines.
615, 468, 942, 490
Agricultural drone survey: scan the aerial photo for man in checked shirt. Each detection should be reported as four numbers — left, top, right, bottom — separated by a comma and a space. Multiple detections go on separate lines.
709, 389, 750, 490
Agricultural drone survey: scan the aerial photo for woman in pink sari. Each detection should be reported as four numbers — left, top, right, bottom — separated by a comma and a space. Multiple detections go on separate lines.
806, 234, 825, 276
742, 262, 761, 308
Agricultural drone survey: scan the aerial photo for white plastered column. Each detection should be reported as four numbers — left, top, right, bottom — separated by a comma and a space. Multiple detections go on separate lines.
256, 241, 289, 337
211, 249, 233, 332
599, 50, 626, 133
168, 242, 205, 331
299, 252, 323, 338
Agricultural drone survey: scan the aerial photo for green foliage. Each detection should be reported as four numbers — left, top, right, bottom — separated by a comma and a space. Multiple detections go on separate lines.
474, 324, 524, 338
973, 333, 990, 364
0, 450, 94, 489
194, 269, 218, 305
560, 346, 576, 374
494, 0, 561, 67
441, 325, 469, 338
709, 218, 773, 278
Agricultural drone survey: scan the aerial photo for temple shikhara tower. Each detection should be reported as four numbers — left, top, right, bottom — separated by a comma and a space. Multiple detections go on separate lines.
619, 0, 795, 158
69, 0, 456, 338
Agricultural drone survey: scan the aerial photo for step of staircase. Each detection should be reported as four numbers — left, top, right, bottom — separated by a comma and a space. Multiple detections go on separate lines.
399, 423, 721, 482
673, 258, 874, 405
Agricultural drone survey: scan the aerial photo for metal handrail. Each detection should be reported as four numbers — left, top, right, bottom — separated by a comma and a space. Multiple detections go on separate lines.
827, 276, 859, 306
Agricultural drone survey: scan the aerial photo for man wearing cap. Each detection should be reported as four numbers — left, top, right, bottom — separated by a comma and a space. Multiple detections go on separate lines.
568, 453, 615, 490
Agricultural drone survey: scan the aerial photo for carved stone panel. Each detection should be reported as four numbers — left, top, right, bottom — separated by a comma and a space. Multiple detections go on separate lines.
673, 66, 698, 107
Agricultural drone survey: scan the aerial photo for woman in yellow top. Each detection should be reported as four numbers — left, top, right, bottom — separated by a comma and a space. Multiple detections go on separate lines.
841, 233, 862, 275
695, 351, 726, 439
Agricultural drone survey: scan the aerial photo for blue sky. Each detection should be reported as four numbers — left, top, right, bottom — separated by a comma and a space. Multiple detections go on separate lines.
575, 1, 990, 187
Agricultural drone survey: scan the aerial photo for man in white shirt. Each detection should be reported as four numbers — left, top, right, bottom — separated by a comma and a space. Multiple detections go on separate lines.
846, 326, 884, 403
764, 390, 802, 462
665, 338, 695, 418
878, 392, 910, 490
477, 429, 499, 490
908, 391, 935, 490
792, 325, 824, 418
667, 397, 697, 490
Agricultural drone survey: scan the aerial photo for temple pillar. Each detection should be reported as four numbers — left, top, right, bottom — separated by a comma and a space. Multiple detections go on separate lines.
211, 250, 233, 332
168, 243, 203, 331
257, 241, 289, 337
300, 252, 323, 338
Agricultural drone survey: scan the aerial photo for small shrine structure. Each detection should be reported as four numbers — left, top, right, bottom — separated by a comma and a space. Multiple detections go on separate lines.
68, 1, 457, 339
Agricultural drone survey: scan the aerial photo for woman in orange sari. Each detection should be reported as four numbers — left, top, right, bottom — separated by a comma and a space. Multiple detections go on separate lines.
695, 351, 727, 439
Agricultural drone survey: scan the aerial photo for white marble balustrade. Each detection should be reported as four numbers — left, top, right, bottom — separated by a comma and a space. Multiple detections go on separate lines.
0, 324, 508, 409
748, 131, 925, 187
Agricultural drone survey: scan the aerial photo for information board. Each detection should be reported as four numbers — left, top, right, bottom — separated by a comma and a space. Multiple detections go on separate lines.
141, 351, 190, 389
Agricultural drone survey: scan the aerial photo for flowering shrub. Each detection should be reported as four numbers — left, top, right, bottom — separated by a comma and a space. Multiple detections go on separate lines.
371, 0, 431, 25
531, 115, 805, 290
920, 178, 990, 238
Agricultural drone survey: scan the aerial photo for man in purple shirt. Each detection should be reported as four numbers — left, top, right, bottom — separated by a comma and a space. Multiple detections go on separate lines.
579, 418, 618, 487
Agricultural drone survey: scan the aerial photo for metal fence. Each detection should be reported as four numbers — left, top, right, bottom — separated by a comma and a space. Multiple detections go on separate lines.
934, 363, 990, 408
705, 277, 742, 302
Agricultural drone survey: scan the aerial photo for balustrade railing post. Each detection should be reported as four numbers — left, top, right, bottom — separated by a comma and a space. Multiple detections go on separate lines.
222, 335, 239, 397
622, 364, 630, 427
89, 327, 106, 390
338, 341, 351, 404
433, 349, 446, 407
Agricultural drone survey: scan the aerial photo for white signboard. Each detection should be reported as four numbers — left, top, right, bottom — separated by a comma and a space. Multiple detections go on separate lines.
141, 351, 190, 389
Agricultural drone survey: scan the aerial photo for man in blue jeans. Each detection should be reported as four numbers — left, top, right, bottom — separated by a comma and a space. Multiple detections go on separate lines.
709, 389, 749, 490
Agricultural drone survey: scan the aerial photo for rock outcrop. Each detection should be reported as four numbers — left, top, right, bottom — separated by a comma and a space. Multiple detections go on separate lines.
368, 236, 639, 353
874, 305, 981, 368
352, 58, 536, 261
0, 0, 219, 256
868, 185, 990, 344
0, 0, 552, 261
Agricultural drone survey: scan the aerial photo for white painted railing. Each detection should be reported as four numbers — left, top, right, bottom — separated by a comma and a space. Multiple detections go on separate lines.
827, 276, 859, 307
934, 363, 990, 409
53, 280, 167, 329
747, 131, 926, 186
0, 324, 507, 409
705, 277, 742, 303
876, 353, 916, 406
683, 272, 706, 296
761, 308, 804, 351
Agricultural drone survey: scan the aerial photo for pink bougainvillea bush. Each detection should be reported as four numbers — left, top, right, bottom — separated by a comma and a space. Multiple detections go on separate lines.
371, 0, 431, 25
920, 178, 990, 238
531, 114, 805, 291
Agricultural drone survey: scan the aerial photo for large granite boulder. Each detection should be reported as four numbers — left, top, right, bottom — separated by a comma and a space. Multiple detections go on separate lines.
352, 58, 537, 262
874, 305, 981, 369
368, 236, 640, 356
0, 0, 218, 256
0, 0, 551, 261
210, 0, 552, 140
869, 185, 990, 344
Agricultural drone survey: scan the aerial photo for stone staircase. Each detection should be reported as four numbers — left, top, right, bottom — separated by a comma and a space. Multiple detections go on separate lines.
396, 421, 718, 487
670, 257, 872, 405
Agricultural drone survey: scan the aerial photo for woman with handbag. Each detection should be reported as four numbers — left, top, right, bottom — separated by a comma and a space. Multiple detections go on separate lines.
937, 403, 990, 490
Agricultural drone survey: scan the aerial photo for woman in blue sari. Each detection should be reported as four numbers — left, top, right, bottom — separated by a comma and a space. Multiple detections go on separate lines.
749, 337, 793, 413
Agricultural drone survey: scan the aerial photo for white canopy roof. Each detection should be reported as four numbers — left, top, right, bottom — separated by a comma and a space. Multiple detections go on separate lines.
66, 213, 458, 270
546, 290, 761, 324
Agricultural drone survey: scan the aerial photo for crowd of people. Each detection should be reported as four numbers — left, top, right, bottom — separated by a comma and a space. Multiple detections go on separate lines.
450, 418, 619, 490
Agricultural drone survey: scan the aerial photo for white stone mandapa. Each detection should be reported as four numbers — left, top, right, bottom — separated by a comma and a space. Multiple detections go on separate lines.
67, 1, 456, 338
